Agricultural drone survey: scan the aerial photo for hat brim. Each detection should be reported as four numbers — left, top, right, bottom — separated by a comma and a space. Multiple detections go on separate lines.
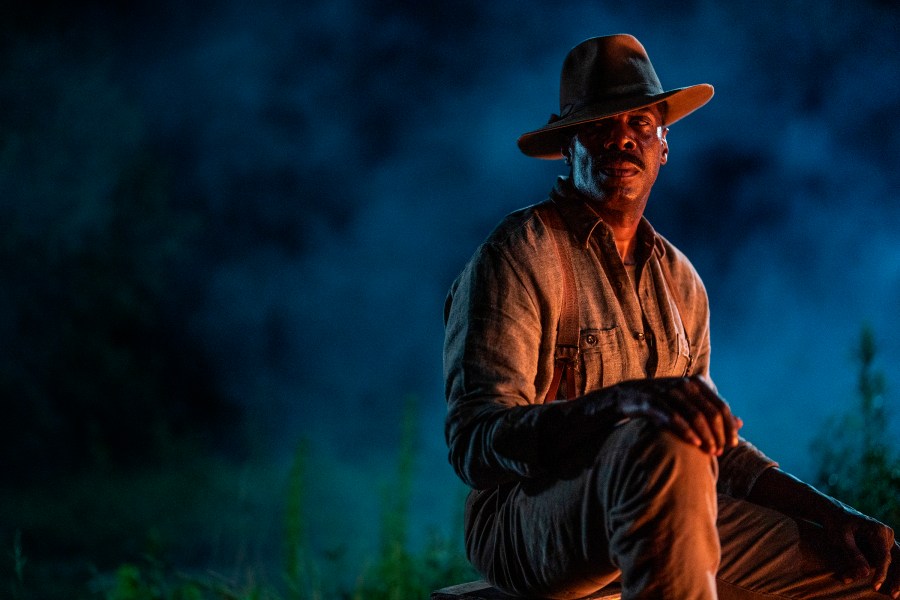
517, 83, 714, 159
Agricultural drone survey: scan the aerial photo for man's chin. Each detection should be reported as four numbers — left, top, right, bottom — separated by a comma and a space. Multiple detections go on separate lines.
586, 190, 647, 211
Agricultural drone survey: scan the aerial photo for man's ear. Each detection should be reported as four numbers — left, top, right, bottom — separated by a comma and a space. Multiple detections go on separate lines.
561, 137, 574, 166
660, 126, 669, 165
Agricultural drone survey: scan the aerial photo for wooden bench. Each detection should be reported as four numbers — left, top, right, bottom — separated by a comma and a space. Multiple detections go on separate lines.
431, 580, 622, 600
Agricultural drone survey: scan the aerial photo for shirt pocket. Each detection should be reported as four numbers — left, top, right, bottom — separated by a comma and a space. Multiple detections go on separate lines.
661, 332, 692, 378
578, 326, 624, 393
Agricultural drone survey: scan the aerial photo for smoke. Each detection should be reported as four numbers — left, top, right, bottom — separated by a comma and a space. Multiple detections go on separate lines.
87, 0, 900, 548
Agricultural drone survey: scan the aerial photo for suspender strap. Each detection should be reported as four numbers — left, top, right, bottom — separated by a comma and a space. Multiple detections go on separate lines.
542, 203, 579, 402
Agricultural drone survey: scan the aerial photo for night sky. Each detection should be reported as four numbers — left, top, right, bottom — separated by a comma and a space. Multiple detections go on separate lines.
4, 0, 900, 579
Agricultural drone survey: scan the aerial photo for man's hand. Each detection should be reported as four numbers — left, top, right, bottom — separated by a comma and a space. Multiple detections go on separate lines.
820, 504, 900, 597
748, 468, 900, 597
592, 376, 742, 456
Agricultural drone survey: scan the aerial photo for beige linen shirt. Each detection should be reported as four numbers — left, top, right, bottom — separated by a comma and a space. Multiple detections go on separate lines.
443, 178, 774, 502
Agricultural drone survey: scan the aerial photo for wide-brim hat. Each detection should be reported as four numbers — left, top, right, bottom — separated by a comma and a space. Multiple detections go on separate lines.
517, 34, 714, 159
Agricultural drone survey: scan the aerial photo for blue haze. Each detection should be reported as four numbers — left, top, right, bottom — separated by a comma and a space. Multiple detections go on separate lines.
38, 0, 900, 559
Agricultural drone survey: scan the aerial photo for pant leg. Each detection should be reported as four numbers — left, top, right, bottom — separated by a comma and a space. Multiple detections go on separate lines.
716, 495, 886, 599
466, 418, 720, 600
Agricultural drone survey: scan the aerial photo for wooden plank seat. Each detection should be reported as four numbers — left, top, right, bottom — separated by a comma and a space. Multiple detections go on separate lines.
431, 580, 622, 600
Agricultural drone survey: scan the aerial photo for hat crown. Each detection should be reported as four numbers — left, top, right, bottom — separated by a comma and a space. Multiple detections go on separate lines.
560, 34, 663, 116
517, 33, 713, 159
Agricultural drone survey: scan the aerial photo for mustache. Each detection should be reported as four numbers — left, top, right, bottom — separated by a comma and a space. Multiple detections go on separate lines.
598, 151, 645, 170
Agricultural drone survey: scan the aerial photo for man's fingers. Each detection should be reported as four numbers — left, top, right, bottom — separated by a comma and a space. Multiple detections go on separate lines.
871, 547, 891, 592
706, 409, 726, 452
664, 386, 717, 453
730, 415, 744, 445
865, 527, 894, 591
666, 411, 703, 449
687, 407, 718, 453
656, 378, 731, 454
838, 532, 873, 583
633, 377, 742, 455
683, 379, 732, 453
883, 548, 900, 598
721, 409, 742, 448
686, 377, 739, 452
839, 555, 871, 584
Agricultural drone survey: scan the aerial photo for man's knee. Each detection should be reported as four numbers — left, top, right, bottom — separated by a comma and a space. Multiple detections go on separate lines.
589, 419, 721, 593
597, 418, 718, 506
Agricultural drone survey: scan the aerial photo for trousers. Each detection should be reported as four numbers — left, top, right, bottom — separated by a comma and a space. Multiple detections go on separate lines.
465, 419, 885, 600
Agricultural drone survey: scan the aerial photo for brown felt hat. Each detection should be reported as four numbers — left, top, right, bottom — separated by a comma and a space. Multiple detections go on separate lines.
517, 34, 714, 159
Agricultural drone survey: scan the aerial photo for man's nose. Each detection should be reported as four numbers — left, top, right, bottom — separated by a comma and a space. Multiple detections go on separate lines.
602, 123, 637, 151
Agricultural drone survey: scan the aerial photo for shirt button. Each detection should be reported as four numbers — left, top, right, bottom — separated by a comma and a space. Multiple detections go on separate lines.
585, 334, 597, 346
634, 332, 646, 341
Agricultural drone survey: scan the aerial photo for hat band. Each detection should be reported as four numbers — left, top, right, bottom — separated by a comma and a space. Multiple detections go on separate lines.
559, 82, 663, 120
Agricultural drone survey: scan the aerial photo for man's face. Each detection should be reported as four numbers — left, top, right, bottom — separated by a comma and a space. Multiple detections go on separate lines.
567, 105, 669, 214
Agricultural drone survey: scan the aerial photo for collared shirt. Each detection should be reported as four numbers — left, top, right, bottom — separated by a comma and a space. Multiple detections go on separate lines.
443, 177, 775, 499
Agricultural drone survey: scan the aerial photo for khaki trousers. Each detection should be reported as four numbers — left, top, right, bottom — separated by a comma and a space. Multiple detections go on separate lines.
465, 419, 885, 600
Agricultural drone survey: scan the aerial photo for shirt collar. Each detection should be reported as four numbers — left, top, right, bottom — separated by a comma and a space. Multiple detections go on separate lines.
549, 176, 666, 260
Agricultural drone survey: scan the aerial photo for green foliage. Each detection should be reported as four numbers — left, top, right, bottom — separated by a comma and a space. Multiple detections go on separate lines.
107, 563, 167, 600
357, 396, 420, 600
102, 558, 274, 600
2, 396, 473, 599
283, 440, 320, 600
812, 326, 900, 528
353, 396, 476, 600
8, 530, 25, 600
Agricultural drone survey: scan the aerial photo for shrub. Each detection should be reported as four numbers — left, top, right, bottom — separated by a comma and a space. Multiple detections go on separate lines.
812, 326, 900, 528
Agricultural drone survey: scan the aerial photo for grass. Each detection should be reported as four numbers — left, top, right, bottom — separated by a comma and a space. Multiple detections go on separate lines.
3, 397, 474, 599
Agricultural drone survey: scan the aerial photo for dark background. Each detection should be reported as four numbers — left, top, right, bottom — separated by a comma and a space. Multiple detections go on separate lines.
3, 0, 900, 593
